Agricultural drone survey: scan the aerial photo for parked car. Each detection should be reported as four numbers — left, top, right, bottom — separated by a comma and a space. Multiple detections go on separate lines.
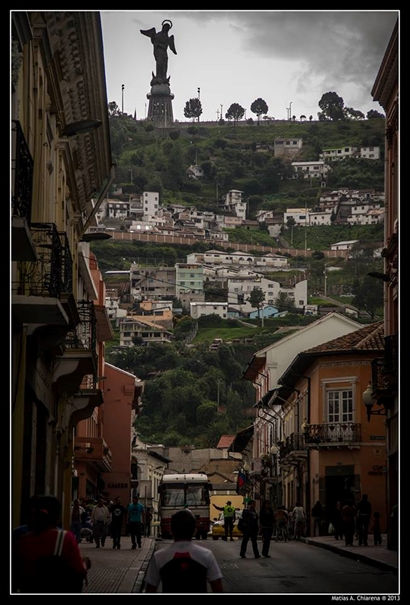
210, 510, 243, 540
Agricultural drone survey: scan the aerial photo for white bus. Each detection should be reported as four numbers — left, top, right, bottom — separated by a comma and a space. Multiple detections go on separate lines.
158, 473, 211, 540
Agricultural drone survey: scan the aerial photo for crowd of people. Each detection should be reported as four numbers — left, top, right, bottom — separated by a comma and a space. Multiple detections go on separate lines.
12, 493, 155, 593
310, 495, 382, 547
12, 492, 386, 594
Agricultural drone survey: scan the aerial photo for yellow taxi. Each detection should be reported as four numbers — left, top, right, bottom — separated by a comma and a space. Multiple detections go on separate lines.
210, 510, 243, 540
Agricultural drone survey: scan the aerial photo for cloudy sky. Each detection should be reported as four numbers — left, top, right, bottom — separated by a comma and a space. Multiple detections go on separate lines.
100, 10, 398, 122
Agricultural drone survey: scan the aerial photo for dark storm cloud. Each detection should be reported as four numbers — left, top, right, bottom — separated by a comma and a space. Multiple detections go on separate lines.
235, 11, 397, 80
176, 10, 397, 107
177, 10, 397, 80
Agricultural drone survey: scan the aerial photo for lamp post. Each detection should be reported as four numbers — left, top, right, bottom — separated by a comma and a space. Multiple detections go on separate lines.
362, 382, 387, 421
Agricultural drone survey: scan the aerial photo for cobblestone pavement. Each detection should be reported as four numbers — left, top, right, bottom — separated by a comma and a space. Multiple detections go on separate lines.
79, 535, 155, 593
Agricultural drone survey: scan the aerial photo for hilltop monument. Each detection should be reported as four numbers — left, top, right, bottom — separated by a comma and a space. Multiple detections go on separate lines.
140, 20, 177, 127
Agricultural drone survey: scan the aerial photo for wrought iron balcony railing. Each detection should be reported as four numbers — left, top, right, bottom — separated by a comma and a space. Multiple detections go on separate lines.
304, 422, 361, 445
12, 120, 33, 221
371, 334, 398, 399
279, 433, 306, 458
12, 223, 73, 298
64, 300, 97, 353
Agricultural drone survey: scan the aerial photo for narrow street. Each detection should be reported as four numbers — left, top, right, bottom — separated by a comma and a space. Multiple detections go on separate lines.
148, 537, 398, 595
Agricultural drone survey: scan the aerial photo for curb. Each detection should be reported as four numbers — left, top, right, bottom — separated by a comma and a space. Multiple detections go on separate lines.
132, 539, 157, 592
302, 537, 398, 573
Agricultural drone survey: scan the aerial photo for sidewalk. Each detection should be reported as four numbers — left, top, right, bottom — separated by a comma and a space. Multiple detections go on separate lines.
302, 534, 398, 572
79, 535, 156, 593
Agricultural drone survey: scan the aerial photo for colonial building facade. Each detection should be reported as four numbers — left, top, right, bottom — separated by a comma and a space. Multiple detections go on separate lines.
12, 11, 113, 527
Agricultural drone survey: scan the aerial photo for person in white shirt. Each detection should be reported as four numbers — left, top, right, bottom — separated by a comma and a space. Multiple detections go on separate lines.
292, 502, 306, 540
145, 510, 223, 593
91, 498, 111, 548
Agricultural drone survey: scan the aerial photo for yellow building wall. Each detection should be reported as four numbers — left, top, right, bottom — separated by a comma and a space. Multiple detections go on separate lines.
210, 494, 244, 521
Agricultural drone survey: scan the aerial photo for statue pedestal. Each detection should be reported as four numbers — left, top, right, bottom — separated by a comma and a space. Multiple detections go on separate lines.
147, 82, 174, 127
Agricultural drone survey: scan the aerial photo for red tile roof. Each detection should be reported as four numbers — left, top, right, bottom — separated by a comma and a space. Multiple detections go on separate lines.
304, 321, 384, 354
216, 435, 236, 449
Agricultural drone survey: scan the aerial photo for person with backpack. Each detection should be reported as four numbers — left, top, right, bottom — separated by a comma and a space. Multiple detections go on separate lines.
212, 500, 236, 541
145, 509, 223, 593
12, 495, 89, 593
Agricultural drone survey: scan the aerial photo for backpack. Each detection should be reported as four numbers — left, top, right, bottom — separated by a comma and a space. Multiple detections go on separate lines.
33, 530, 84, 593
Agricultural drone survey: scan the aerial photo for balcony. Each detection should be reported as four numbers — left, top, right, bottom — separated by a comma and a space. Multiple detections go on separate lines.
280, 433, 307, 458
304, 423, 361, 447
74, 435, 112, 472
53, 301, 98, 396
279, 433, 307, 469
12, 223, 75, 326
12, 120, 36, 261
69, 374, 104, 426
371, 334, 398, 406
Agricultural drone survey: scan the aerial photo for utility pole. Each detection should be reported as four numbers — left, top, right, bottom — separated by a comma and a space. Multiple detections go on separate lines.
304, 199, 308, 256
220, 104, 223, 120
121, 84, 125, 113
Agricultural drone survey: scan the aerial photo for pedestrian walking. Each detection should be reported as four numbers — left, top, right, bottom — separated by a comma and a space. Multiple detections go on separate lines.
259, 500, 274, 557
13, 495, 89, 593
372, 511, 382, 545
356, 494, 372, 546
311, 500, 323, 537
341, 500, 356, 546
70, 499, 85, 543
145, 509, 223, 593
273, 505, 289, 541
212, 500, 236, 541
239, 499, 260, 559
109, 497, 126, 549
91, 498, 111, 548
292, 502, 306, 540
332, 500, 344, 541
127, 495, 145, 549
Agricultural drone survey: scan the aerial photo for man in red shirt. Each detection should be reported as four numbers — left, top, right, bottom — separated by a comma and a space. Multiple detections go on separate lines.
13, 495, 88, 593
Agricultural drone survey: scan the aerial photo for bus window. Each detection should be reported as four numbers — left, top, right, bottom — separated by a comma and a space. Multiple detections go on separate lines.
186, 485, 209, 507
162, 487, 185, 507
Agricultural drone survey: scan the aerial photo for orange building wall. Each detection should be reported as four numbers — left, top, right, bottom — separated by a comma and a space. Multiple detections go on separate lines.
102, 363, 136, 507
300, 354, 388, 531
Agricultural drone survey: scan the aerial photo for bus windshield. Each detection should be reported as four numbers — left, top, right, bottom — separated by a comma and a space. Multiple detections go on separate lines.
186, 484, 209, 506
160, 483, 209, 507
162, 487, 185, 507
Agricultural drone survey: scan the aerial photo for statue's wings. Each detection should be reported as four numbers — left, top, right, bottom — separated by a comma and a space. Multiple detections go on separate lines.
168, 34, 177, 54
140, 27, 156, 39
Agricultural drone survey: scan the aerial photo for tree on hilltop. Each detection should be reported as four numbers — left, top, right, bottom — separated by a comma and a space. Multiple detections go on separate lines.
318, 92, 345, 121
184, 98, 203, 122
225, 103, 245, 125
250, 98, 268, 124
367, 109, 385, 119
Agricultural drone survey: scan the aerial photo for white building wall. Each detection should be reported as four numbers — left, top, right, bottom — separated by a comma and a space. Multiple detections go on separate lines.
190, 302, 228, 319
142, 191, 160, 220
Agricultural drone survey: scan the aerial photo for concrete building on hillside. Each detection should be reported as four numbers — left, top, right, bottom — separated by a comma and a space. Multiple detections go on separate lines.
224, 189, 247, 219
130, 264, 176, 301
274, 138, 303, 159
190, 301, 228, 320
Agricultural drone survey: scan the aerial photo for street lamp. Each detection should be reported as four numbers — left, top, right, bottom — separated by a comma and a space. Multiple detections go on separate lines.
362, 382, 386, 422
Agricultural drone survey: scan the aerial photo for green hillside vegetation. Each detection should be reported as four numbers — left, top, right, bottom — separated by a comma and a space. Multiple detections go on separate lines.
105, 314, 315, 447
286, 223, 383, 251
108, 112, 385, 212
